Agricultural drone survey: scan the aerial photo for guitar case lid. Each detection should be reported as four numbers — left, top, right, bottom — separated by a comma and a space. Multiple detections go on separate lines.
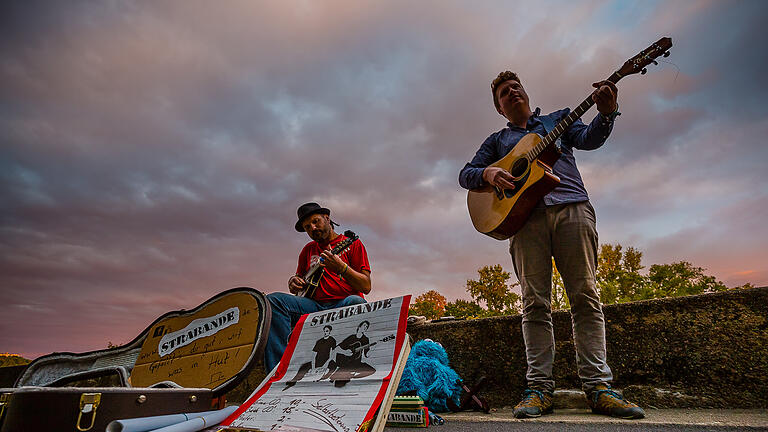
14, 287, 270, 396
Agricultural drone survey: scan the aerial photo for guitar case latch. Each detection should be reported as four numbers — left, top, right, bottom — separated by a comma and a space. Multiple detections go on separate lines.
0, 392, 11, 424
76, 392, 101, 431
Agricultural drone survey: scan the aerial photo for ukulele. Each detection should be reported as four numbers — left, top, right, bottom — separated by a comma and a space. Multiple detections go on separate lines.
467, 37, 673, 240
297, 230, 359, 298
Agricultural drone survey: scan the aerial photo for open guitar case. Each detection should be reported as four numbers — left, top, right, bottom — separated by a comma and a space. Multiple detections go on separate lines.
0, 287, 270, 432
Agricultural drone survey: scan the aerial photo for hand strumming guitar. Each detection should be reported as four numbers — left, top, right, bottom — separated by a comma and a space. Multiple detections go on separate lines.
288, 275, 306, 295
483, 166, 516, 190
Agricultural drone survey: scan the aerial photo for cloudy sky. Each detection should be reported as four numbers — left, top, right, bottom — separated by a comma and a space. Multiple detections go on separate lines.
2, 0, 767, 359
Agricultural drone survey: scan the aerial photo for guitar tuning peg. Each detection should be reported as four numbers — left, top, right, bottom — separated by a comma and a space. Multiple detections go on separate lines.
652, 60, 658, 66
663, 51, 670, 57
641, 68, 647, 75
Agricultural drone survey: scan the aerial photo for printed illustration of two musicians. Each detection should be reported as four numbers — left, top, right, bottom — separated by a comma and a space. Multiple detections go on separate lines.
283, 320, 378, 390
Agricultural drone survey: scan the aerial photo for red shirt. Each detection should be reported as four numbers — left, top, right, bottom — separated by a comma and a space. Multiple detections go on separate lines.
296, 234, 371, 303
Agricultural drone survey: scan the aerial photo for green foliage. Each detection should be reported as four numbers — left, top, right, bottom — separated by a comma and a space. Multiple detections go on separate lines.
445, 299, 485, 319
551, 259, 570, 310
0, 353, 30, 367
466, 264, 521, 316
596, 244, 649, 303
646, 261, 727, 298
409, 289, 447, 320
551, 243, 733, 307
416, 244, 737, 321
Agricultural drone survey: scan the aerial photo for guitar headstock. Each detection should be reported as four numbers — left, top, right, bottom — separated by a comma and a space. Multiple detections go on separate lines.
331, 230, 359, 254
616, 37, 672, 78
342, 230, 359, 241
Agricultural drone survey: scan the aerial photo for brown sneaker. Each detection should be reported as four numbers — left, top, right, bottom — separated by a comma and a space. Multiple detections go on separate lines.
587, 384, 645, 419
513, 388, 553, 418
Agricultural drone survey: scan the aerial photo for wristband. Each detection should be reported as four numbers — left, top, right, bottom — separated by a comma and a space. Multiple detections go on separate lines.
340, 263, 349, 276
604, 104, 621, 121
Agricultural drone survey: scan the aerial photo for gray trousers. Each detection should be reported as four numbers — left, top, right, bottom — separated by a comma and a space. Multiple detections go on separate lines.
509, 201, 612, 392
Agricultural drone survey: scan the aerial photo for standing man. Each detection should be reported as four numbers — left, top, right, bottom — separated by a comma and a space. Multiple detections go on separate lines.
458, 72, 644, 419
265, 202, 371, 374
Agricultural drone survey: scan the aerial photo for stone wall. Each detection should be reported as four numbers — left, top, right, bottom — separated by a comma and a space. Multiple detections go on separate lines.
404, 286, 768, 408
10, 287, 757, 407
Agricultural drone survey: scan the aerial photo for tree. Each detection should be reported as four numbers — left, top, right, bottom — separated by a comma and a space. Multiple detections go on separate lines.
0, 353, 30, 367
409, 290, 447, 320
596, 244, 620, 304
595, 244, 649, 304
551, 259, 570, 310
445, 299, 485, 319
646, 261, 727, 298
486, 243, 741, 309
466, 264, 521, 316
620, 246, 648, 299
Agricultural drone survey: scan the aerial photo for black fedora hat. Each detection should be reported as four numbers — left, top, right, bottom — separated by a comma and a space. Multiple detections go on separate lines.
295, 202, 330, 232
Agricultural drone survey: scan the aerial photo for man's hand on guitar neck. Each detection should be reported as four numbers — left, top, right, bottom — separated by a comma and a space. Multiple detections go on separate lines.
319, 247, 347, 274
483, 166, 516, 190
320, 246, 372, 295
288, 275, 307, 295
592, 80, 619, 115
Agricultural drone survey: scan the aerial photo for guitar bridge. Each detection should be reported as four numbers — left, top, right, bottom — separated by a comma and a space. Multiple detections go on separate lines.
536, 160, 554, 173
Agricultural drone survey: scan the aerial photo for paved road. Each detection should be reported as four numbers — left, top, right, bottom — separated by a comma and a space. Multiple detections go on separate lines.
383, 409, 768, 431
385, 423, 768, 431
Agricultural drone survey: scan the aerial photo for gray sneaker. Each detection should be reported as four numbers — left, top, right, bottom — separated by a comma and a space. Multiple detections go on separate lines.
513, 389, 553, 418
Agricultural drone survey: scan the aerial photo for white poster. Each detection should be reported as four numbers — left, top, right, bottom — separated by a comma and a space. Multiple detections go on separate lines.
219, 296, 411, 432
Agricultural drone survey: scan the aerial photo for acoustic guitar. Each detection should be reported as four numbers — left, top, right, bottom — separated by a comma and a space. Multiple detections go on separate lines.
467, 37, 673, 240
297, 230, 359, 298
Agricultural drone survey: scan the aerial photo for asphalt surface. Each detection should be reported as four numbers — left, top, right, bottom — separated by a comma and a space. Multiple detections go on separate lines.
385, 423, 767, 431
383, 409, 768, 431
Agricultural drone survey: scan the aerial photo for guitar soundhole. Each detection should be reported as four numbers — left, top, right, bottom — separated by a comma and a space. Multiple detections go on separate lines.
493, 158, 531, 200
509, 158, 529, 179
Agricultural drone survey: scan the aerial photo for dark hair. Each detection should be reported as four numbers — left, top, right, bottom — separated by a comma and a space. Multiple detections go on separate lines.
323, 325, 332, 331
357, 320, 370, 331
491, 71, 521, 115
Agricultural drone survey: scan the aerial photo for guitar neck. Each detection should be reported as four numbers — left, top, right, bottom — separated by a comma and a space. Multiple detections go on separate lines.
303, 234, 358, 279
530, 71, 622, 160
352, 336, 394, 353
298, 233, 360, 298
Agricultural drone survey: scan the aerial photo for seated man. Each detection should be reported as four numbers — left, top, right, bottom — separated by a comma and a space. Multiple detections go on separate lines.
264, 202, 371, 373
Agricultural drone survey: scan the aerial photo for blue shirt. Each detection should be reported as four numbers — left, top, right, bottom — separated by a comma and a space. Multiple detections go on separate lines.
458, 107, 614, 206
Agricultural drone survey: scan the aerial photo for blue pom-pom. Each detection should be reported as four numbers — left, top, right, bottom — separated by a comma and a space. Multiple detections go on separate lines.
396, 339, 462, 413
409, 340, 450, 365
